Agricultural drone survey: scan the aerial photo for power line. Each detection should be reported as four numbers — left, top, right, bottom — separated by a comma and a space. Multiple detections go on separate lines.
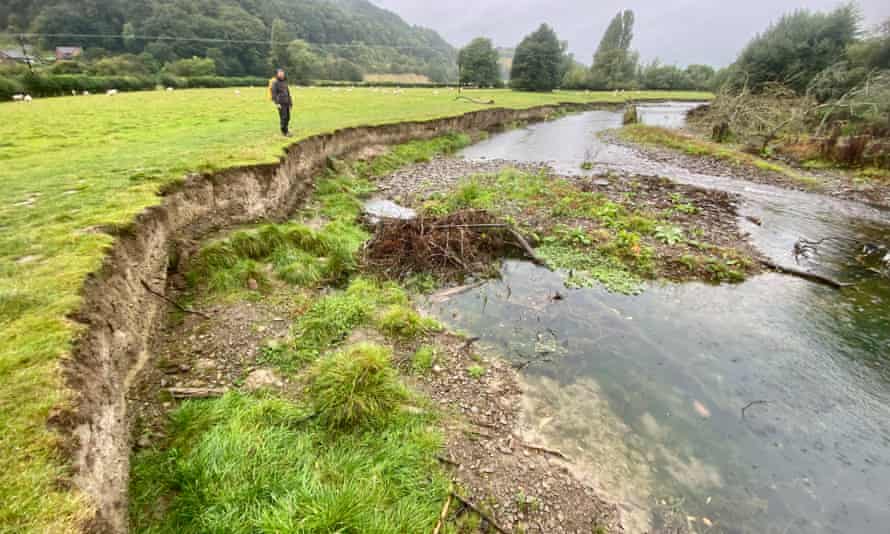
1, 32, 453, 53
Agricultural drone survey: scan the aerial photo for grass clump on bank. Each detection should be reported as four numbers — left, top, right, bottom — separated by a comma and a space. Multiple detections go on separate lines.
130, 389, 447, 533
309, 343, 408, 429
618, 124, 817, 186
189, 220, 368, 294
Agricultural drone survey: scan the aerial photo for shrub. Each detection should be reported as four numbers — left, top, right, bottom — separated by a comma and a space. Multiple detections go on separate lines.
309, 343, 407, 429
0, 76, 25, 100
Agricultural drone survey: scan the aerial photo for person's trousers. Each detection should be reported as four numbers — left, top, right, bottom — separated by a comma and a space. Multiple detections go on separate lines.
278, 104, 291, 134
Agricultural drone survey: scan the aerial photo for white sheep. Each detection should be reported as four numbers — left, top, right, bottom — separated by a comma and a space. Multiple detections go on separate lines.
71, 90, 77, 96
234, 89, 241, 95
166, 87, 174, 92
12, 94, 24, 101
24, 94, 32, 103
83, 91, 90, 96
107, 89, 118, 96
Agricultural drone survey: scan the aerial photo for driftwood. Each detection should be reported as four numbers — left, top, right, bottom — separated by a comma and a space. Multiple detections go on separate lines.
451, 492, 511, 534
428, 222, 544, 265
519, 442, 572, 462
759, 259, 851, 289
141, 279, 211, 319
432, 493, 453, 534
166, 387, 228, 399
429, 282, 486, 303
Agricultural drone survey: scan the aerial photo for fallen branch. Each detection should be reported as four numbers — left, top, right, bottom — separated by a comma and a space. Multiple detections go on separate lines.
507, 228, 546, 266
451, 492, 511, 534
455, 95, 495, 105
429, 282, 486, 303
428, 222, 545, 265
166, 387, 228, 399
432, 493, 453, 534
520, 442, 572, 462
141, 279, 211, 319
758, 259, 851, 289
741, 400, 770, 419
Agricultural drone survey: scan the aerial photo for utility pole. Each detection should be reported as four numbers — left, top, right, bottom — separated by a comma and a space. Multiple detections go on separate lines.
18, 34, 33, 74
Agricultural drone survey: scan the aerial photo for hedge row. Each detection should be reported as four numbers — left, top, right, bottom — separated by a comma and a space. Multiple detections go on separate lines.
0, 74, 269, 99
0, 74, 466, 100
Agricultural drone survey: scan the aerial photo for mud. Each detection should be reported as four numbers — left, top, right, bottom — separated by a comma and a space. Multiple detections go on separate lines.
58, 101, 610, 532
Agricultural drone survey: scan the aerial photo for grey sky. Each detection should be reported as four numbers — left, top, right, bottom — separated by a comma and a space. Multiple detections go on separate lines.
373, 0, 890, 67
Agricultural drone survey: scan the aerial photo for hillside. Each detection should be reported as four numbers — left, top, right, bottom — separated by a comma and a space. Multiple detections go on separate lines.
0, 0, 457, 81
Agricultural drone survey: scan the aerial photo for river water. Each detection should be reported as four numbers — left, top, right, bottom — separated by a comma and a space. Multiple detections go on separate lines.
428, 105, 890, 533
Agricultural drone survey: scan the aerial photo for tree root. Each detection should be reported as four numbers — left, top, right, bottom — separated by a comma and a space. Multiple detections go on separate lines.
141, 279, 211, 319
451, 492, 511, 534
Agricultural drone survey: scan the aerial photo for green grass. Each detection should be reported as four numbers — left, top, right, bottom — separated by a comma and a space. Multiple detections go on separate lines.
618, 124, 818, 186
0, 86, 708, 531
308, 343, 408, 429
376, 305, 442, 340
412, 345, 438, 374
129, 390, 447, 533
189, 220, 368, 294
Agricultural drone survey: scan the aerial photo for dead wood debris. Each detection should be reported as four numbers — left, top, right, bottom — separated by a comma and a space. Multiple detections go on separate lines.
362, 210, 542, 280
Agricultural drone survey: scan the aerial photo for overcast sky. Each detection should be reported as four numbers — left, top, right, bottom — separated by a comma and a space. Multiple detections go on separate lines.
373, 0, 890, 67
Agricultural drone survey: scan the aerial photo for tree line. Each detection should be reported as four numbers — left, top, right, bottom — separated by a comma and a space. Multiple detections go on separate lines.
1, 0, 457, 82
457, 12, 718, 92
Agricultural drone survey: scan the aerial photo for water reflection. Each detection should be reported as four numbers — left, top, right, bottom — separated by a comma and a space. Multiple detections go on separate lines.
432, 106, 890, 533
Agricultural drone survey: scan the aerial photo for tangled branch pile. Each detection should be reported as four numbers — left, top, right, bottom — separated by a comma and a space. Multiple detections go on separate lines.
362, 210, 528, 280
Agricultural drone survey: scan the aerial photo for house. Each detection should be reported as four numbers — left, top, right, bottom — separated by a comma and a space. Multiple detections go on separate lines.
0, 49, 37, 65
55, 46, 83, 61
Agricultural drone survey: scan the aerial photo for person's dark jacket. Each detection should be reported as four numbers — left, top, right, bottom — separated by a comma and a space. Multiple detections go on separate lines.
271, 78, 292, 107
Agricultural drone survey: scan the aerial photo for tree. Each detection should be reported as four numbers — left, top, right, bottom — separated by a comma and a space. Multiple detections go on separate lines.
284, 39, 320, 84
590, 10, 638, 89
458, 37, 500, 87
163, 57, 216, 77
729, 4, 859, 93
510, 24, 563, 92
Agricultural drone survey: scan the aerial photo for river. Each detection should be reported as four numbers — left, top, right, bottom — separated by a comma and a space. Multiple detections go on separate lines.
427, 104, 890, 533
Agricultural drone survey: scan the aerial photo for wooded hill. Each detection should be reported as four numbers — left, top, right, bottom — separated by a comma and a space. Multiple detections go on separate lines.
0, 0, 457, 81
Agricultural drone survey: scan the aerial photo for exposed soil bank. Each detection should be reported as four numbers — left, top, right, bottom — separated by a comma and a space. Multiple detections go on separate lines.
58, 101, 641, 533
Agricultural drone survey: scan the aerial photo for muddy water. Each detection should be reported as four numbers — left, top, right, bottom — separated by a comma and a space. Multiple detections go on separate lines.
430, 105, 890, 533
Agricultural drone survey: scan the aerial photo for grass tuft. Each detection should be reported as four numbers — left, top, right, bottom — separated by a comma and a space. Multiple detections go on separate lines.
309, 343, 408, 429
377, 305, 442, 340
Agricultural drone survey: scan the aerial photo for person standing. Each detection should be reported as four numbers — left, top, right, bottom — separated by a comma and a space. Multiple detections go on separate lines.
270, 68, 293, 137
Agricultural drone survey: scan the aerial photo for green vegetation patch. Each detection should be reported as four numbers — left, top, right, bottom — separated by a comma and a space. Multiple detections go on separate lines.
189, 220, 368, 294
619, 124, 818, 186
130, 389, 447, 533
421, 169, 659, 293
308, 343, 408, 429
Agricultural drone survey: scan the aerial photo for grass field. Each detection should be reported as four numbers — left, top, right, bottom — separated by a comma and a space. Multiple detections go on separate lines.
0, 86, 710, 532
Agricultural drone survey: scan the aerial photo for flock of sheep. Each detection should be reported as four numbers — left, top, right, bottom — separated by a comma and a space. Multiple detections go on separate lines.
10, 85, 462, 103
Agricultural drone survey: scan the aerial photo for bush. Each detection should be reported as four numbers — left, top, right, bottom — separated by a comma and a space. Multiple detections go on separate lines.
163, 57, 216, 77
0, 76, 25, 100
309, 343, 407, 429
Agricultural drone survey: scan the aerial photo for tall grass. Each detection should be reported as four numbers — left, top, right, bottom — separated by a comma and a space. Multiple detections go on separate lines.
130, 391, 447, 533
